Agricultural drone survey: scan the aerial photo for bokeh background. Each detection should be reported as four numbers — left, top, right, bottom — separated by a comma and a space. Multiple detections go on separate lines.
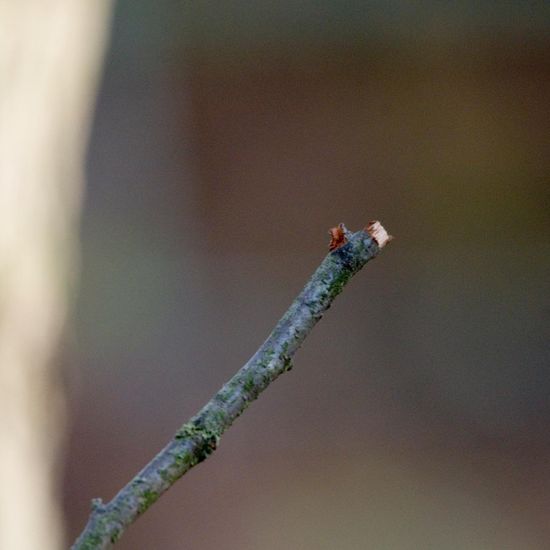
64, 2, 549, 548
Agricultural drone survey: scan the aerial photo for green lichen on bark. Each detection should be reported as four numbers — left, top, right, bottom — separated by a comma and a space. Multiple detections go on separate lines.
72, 225, 388, 550
137, 490, 160, 514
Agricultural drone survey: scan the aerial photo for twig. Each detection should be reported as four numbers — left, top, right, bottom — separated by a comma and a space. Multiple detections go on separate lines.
71, 222, 391, 549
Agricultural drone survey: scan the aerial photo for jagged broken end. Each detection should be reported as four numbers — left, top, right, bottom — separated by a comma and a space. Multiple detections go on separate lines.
366, 221, 392, 248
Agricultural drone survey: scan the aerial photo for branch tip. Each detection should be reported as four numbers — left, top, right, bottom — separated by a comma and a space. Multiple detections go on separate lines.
366, 221, 392, 248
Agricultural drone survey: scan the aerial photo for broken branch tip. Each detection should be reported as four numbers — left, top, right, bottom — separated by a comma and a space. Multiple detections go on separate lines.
366, 221, 392, 248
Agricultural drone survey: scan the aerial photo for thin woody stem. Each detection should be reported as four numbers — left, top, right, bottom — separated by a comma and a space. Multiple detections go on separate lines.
72, 222, 391, 549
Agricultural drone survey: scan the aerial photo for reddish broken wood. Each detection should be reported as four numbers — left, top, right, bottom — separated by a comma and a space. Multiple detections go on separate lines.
328, 223, 348, 251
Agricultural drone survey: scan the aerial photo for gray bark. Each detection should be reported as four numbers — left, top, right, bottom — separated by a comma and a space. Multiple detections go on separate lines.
72, 224, 390, 549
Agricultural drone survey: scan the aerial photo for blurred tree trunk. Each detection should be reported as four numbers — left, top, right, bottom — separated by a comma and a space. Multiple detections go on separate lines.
0, 2, 112, 548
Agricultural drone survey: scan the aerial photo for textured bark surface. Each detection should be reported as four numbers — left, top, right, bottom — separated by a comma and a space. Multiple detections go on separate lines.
72, 224, 390, 549
0, 2, 112, 549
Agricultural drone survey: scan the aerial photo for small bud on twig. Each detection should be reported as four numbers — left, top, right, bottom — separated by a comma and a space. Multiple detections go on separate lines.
328, 223, 348, 251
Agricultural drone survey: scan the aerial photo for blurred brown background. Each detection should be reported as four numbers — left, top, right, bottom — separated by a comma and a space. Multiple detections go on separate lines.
64, 2, 549, 548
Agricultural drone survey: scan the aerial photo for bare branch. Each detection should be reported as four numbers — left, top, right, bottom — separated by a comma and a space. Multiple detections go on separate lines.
72, 223, 391, 549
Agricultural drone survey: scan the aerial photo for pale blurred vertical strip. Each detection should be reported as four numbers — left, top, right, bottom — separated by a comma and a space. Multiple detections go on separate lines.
0, 2, 112, 549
